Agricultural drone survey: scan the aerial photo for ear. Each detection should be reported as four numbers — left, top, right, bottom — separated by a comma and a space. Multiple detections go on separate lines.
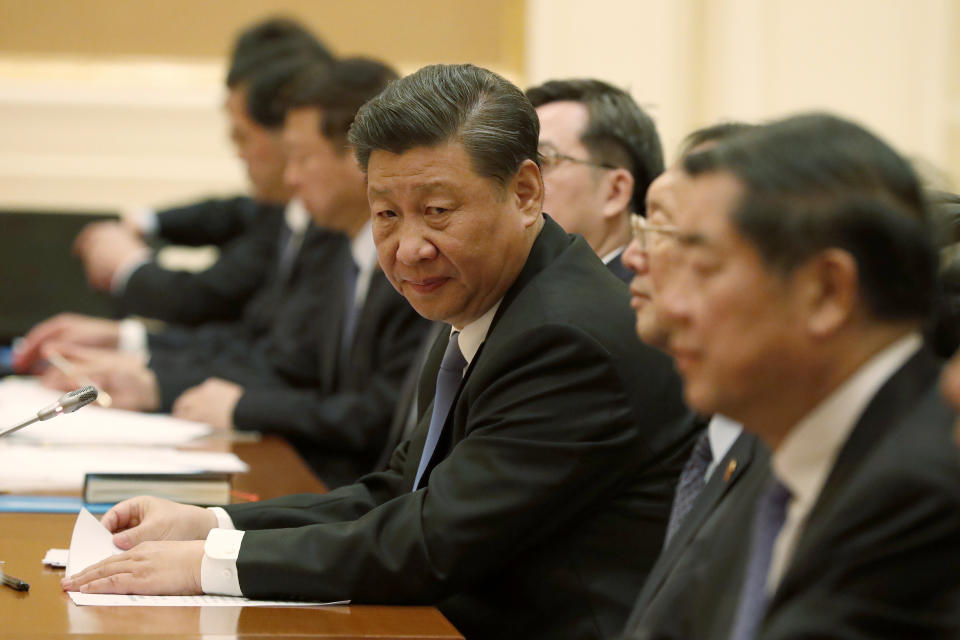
796, 249, 859, 338
511, 159, 545, 228
600, 168, 635, 219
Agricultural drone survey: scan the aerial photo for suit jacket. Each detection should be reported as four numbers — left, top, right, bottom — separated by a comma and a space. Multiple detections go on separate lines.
153, 196, 265, 247
621, 429, 770, 640
152, 230, 429, 487
148, 226, 340, 406
232, 259, 431, 488
755, 349, 960, 640
372, 321, 447, 473
667, 349, 960, 640
121, 199, 286, 325
224, 216, 697, 640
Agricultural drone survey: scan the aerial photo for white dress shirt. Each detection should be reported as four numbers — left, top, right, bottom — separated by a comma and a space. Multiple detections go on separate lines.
766, 332, 922, 592
704, 414, 743, 482
600, 246, 626, 267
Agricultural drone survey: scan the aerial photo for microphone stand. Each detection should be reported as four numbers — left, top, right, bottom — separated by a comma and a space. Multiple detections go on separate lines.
0, 415, 43, 439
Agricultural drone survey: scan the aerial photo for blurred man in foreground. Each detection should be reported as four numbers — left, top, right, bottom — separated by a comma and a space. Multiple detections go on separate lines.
652, 113, 960, 639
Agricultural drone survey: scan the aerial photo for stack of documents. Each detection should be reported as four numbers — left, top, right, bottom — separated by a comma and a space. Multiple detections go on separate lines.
0, 378, 247, 492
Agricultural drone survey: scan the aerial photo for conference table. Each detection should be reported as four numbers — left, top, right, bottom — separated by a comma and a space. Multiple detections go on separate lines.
0, 435, 463, 639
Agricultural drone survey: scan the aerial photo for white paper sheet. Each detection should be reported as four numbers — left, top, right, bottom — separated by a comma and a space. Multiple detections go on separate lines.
43, 548, 69, 568
65, 509, 346, 608
0, 444, 248, 492
0, 378, 213, 445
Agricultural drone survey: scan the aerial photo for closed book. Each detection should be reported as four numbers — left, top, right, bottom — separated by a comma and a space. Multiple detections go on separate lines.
83, 472, 232, 506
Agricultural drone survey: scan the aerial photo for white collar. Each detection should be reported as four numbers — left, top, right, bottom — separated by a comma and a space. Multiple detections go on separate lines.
705, 415, 743, 481
284, 198, 310, 234
601, 245, 627, 266
348, 220, 377, 307
772, 332, 922, 509
454, 300, 503, 367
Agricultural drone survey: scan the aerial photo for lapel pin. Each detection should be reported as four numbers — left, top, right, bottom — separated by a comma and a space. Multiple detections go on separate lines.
723, 459, 738, 483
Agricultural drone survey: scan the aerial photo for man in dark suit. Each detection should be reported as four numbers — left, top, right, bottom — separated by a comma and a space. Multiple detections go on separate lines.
526, 78, 663, 281
647, 114, 960, 639
617, 123, 771, 640
12, 18, 333, 371
171, 59, 430, 487
62, 64, 696, 640
41, 59, 427, 488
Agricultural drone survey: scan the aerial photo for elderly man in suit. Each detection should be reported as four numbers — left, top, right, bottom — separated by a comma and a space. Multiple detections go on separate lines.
61, 64, 695, 640
526, 79, 663, 281
618, 123, 771, 640
650, 113, 960, 639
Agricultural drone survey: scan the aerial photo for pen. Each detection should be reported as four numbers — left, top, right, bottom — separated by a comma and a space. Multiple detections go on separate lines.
0, 562, 30, 592
45, 351, 113, 408
2, 573, 30, 592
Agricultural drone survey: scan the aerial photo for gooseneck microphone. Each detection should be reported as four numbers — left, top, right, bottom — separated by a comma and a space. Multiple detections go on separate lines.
0, 386, 99, 439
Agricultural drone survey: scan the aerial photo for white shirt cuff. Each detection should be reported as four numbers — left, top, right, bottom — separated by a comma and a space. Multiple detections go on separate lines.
129, 207, 158, 236
208, 506, 236, 530
201, 528, 244, 596
117, 319, 149, 360
110, 250, 152, 295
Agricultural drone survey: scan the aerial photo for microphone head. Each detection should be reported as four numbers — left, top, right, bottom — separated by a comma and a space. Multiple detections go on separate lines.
60, 386, 99, 413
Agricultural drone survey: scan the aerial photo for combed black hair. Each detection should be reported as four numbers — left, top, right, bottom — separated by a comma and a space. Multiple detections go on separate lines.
348, 64, 540, 188
284, 57, 398, 150
226, 16, 334, 88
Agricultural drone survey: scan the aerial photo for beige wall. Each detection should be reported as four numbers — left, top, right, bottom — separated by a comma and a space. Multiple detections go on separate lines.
527, 0, 960, 190
0, 0, 957, 213
0, 0, 525, 73
0, 0, 525, 211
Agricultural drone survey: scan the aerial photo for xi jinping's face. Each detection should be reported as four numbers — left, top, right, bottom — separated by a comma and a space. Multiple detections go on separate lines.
367, 142, 543, 329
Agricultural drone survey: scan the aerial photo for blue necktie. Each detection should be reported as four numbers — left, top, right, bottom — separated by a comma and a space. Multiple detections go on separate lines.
664, 430, 713, 545
413, 332, 466, 490
728, 477, 792, 640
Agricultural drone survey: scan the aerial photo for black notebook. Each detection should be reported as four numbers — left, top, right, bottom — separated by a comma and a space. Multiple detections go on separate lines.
83, 472, 232, 506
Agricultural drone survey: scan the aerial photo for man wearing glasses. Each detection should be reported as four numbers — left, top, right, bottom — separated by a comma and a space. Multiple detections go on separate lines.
619, 123, 771, 640
526, 79, 663, 282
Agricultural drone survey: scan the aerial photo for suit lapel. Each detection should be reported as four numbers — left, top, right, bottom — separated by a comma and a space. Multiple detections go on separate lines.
642, 429, 760, 603
405, 217, 575, 487
768, 348, 941, 609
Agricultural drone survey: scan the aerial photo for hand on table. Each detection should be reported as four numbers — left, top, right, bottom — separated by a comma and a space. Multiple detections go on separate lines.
173, 378, 244, 430
61, 540, 205, 595
73, 221, 150, 291
101, 495, 219, 549
13, 313, 121, 373
39, 344, 159, 411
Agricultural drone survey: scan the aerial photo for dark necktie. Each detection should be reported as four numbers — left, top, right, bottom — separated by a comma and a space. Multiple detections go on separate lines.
276, 224, 304, 285
728, 477, 792, 640
339, 257, 360, 370
413, 332, 466, 490
664, 430, 713, 545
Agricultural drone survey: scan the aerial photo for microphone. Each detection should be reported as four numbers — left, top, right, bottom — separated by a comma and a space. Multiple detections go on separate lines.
0, 386, 99, 439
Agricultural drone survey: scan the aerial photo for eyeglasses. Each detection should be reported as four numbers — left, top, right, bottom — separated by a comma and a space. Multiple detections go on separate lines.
630, 213, 703, 251
539, 146, 618, 172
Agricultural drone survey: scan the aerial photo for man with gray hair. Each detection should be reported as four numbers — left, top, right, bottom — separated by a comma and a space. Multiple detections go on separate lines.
62, 64, 695, 640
